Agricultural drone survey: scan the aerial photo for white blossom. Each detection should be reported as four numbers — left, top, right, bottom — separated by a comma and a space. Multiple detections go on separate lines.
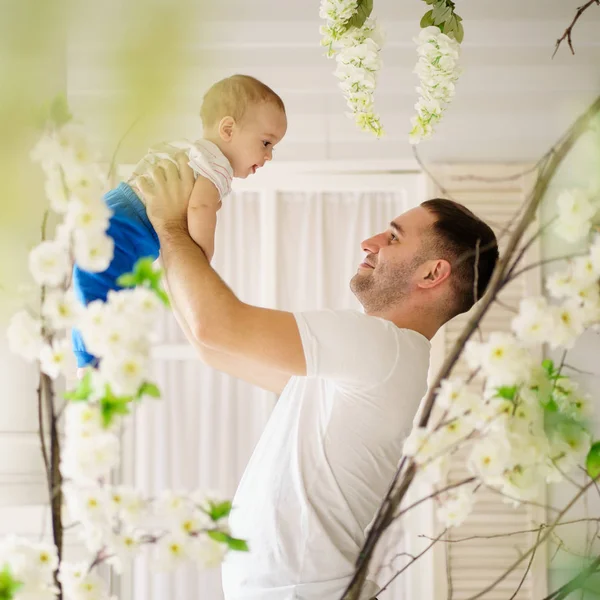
62, 484, 110, 530
44, 167, 71, 213
73, 230, 114, 273
511, 296, 554, 345
436, 377, 481, 421
42, 288, 82, 330
64, 402, 116, 439
0, 536, 59, 598
106, 485, 147, 526
546, 269, 578, 300
64, 165, 108, 206
39, 338, 71, 379
499, 464, 542, 502
436, 487, 475, 528
190, 536, 228, 568
402, 426, 431, 463
321, 0, 384, 137
100, 352, 148, 396
410, 26, 462, 144
29, 240, 71, 287
468, 437, 510, 480
60, 566, 111, 600
155, 491, 193, 523
61, 432, 120, 482
105, 529, 143, 574
319, 0, 358, 24
465, 332, 533, 386
65, 199, 112, 236
589, 234, 600, 274
554, 189, 597, 243
155, 534, 192, 570
547, 301, 586, 349
7, 310, 44, 361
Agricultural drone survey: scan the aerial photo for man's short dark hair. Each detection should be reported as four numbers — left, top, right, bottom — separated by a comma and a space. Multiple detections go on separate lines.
421, 198, 499, 317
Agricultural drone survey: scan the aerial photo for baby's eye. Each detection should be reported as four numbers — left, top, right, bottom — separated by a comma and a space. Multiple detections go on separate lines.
263, 141, 272, 147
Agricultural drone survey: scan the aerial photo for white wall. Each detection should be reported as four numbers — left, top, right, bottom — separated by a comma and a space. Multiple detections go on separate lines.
67, 0, 600, 166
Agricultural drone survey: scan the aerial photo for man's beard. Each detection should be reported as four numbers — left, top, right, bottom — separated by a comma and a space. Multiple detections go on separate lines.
350, 258, 420, 313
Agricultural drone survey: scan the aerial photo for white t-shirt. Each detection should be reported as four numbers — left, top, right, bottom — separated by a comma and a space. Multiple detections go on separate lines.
129, 138, 233, 199
221, 309, 431, 600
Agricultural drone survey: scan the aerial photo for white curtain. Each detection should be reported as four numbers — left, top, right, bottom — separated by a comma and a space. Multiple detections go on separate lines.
128, 186, 415, 599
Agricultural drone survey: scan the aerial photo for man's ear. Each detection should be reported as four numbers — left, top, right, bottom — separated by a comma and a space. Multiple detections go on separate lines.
417, 259, 451, 289
218, 116, 235, 142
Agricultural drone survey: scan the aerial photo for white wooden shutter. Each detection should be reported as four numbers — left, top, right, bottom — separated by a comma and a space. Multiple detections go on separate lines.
426, 164, 547, 600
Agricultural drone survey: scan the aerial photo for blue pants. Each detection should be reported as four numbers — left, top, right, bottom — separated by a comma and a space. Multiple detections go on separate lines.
72, 183, 160, 368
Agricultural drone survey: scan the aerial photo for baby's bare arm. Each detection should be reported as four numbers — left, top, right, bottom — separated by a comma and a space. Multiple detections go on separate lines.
187, 176, 222, 261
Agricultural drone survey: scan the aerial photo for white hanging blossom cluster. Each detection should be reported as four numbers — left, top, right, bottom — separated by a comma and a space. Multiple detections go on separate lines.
3, 104, 243, 599
402, 192, 600, 529
320, 0, 385, 137
409, 25, 462, 144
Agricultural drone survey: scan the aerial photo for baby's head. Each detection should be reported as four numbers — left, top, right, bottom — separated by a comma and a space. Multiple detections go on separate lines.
200, 74, 287, 178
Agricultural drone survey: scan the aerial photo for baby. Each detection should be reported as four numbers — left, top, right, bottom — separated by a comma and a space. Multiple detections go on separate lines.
72, 74, 288, 368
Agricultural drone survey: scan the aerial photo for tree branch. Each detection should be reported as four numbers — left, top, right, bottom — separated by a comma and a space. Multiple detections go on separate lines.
373, 528, 448, 597
508, 527, 543, 600
552, 0, 600, 58
464, 476, 600, 600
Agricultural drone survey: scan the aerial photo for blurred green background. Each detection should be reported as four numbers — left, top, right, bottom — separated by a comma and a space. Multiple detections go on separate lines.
0, 0, 206, 323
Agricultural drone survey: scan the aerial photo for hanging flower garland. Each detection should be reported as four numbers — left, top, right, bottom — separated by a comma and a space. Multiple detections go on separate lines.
410, 0, 464, 144
320, 0, 385, 137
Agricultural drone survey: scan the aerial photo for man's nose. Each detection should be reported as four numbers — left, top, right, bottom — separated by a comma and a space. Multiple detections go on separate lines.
361, 232, 387, 253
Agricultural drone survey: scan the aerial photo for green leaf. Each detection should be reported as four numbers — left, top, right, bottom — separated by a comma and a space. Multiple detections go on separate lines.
49, 95, 73, 127
133, 257, 161, 286
0, 564, 24, 600
138, 381, 160, 399
344, 0, 373, 31
100, 389, 133, 427
496, 386, 518, 401
420, 10, 434, 28
444, 14, 456, 36
116, 273, 139, 288
207, 530, 228, 544
455, 20, 464, 43
153, 286, 171, 308
208, 500, 232, 522
586, 441, 600, 480
542, 358, 555, 375
64, 371, 93, 402
207, 530, 249, 552
432, 2, 451, 25
225, 537, 249, 552
423, 0, 436, 4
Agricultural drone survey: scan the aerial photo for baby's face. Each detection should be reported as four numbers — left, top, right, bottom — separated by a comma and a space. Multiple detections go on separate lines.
228, 102, 287, 178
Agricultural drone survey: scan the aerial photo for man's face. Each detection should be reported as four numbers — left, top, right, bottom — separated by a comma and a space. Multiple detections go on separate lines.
350, 206, 437, 312
227, 102, 287, 178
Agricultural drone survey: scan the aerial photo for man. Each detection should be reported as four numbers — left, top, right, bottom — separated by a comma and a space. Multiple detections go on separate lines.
137, 155, 499, 600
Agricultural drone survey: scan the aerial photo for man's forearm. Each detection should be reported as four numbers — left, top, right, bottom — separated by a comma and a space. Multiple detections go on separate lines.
156, 223, 241, 344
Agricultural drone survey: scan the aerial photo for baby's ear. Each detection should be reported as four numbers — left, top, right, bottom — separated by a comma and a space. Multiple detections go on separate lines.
218, 116, 235, 141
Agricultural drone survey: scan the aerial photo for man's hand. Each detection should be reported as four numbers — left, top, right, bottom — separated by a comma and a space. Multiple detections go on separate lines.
136, 153, 194, 234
